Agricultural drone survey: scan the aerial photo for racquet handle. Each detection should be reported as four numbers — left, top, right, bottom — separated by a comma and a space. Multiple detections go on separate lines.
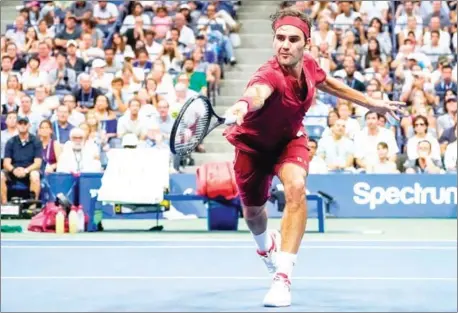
224, 115, 238, 125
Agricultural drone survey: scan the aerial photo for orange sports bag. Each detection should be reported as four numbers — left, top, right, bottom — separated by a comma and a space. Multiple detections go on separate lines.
196, 161, 239, 200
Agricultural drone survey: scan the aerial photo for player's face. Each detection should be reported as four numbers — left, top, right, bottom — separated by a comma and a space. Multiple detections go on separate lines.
273, 25, 307, 67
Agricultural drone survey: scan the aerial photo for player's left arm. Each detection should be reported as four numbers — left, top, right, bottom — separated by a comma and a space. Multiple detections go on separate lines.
317, 75, 405, 120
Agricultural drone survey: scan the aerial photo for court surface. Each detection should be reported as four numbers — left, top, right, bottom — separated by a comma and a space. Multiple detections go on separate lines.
1, 219, 457, 312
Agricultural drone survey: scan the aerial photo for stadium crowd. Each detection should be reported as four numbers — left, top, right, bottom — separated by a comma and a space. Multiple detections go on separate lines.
0, 0, 456, 204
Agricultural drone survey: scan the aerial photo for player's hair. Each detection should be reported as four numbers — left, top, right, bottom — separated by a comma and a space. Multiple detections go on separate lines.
377, 142, 388, 150
270, 7, 312, 40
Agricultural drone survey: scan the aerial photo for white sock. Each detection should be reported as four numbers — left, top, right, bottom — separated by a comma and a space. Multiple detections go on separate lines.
253, 230, 272, 252
276, 252, 297, 278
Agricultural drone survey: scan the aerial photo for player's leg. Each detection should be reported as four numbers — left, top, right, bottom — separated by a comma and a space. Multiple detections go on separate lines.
1, 171, 8, 204
29, 170, 41, 200
263, 135, 309, 307
233, 149, 280, 272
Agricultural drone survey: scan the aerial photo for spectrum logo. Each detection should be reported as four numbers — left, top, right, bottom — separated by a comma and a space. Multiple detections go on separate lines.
353, 182, 458, 210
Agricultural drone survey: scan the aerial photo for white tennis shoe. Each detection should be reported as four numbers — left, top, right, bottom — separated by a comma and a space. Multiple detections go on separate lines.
262, 273, 292, 307
256, 229, 281, 274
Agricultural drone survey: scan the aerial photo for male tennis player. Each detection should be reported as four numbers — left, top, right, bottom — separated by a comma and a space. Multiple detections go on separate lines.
224, 8, 404, 307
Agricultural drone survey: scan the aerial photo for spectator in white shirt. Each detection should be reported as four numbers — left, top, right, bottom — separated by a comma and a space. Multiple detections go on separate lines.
406, 115, 441, 161
367, 142, 399, 174
334, 1, 361, 35
167, 13, 195, 48
21, 57, 48, 91
336, 99, 360, 139
316, 119, 355, 172
307, 139, 328, 174
304, 93, 329, 128
116, 98, 148, 143
93, 0, 119, 35
5, 16, 26, 51
354, 111, 399, 171
421, 30, 452, 65
90, 59, 114, 93
56, 127, 102, 174
443, 140, 457, 173
404, 140, 443, 174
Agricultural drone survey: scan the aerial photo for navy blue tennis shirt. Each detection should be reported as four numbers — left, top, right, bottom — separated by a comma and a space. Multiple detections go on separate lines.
4, 134, 42, 168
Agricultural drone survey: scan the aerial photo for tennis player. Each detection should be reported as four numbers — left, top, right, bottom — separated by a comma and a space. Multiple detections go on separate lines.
224, 8, 404, 307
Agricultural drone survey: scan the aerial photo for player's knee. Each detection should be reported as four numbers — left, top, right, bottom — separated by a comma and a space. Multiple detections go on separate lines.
29, 170, 40, 182
284, 177, 305, 204
243, 205, 265, 220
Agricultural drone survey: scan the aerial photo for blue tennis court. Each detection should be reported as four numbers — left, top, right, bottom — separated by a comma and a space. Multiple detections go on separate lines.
1, 238, 456, 312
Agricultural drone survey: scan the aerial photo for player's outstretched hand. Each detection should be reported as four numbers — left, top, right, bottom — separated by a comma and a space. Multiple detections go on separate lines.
367, 98, 406, 122
225, 101, 249, 126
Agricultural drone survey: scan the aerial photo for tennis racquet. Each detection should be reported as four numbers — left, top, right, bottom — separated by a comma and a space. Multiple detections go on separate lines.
169, 95, 236, 156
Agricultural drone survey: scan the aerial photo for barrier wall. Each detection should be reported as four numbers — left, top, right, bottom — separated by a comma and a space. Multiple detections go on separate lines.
44, 173, 457, 219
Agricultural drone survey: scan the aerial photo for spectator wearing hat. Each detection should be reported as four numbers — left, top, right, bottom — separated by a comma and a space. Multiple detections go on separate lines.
65, 40, 86, 73
1, 116, 42, 204
55, 15, 82, 48
90, 59, 114, 93
49, 52, 77, 92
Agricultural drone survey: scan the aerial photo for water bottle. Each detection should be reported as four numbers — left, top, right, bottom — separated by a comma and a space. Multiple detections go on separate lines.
77, 206, 85, 232
55, 209, 65, 234
68, 208, 78, 234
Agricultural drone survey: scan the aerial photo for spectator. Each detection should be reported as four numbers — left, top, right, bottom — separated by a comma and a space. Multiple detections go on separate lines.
65, 40, 87, 73
93, 0, 119, 36
49, 52, 77, 92
5, 43, 27, 72
1, 116, 42, 204
0, 56, 19, 91
1, 112, 18, 161
354, 111, 399, 171
152, 6, 173, 40
124, 15, 148, 50
406, 115, 441, 161
334, 1, 360, 35
143, 30, 164, 62
307, 139, 328, 174
404, 140, 443, 174
155, 99, 174, 142
120, 2, 151, 35
316, 119, 355, 172
1, 89, 19, 115
304, 92, 329, 128
439, 122, 457, 156
68, 1, 94, 24
437, 96, 457, 137
434, 64, 457, 107
117, 98, 148, 142
336, 100, 360, 139
179, 58, 207, 95
56, 127, 102, 174
423, 16, 451, 48
103, 47, 122, 74
36, 41, 57, 72
4, 16, 26, 51
443, 139, 457, 173
55, 15, 81, 48
37, 120, 60, 174
167, 13, 196, 48
311, 17, 337, 51
90, 59, 114, 93
159, 38, 184, 73
1, 75, 24, 106
52, 104, 74, 145
81, 18, 104, 49
22, 57, 49, 91
51, 94, 85, 128
18, 95, 42, 134
366, 142, 399, 174
74, 73, 103, 113
133, 48, 153, 76
106, 77, 128, 113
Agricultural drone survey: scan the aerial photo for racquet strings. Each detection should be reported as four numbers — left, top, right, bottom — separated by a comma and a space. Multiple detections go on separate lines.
173, 97, 211, 155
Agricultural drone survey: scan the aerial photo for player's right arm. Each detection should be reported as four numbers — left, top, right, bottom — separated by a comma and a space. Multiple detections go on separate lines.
226, 84, 274, 126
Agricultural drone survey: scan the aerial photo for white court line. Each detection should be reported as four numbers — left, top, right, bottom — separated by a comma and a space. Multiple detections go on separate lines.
1, 276, 456, 281
1, 245, 456, 250
1, 238, 457, 243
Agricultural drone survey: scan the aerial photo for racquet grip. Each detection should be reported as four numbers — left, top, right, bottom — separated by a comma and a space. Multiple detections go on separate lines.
224, 115, 237, 125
